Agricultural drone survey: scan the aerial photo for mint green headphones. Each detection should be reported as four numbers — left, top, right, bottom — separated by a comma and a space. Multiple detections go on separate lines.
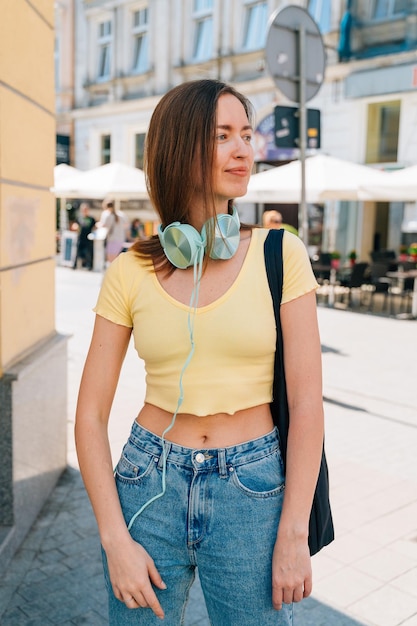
158, 207, 240, 269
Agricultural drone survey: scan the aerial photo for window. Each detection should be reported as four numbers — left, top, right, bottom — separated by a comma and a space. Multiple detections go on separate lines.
192, 0, 213, 61
132, 8, 149, 73
101, 134, 111, 165
308, 0, 331, 34
97, 20, 112, 80
243, 2, 268, 51
135, 133, 146, 170
366, 101, 400, 163
372, 0, 408, 19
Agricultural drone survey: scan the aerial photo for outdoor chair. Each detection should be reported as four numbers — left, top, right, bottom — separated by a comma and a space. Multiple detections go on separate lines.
368, 262, 393, 313
370, 250, 397, 263
312, 252, 332, 284
337, 262, 370, 308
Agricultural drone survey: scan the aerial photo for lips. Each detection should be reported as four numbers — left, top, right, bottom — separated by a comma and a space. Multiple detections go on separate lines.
226, 168, 249, 176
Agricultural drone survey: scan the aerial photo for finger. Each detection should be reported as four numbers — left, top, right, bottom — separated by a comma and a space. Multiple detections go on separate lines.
123, 594, 140, 609
141, 588, 165, 620
272, 587, 284, 611
304, 576, 313, 598
283, 588, 295, 605
293, 586, 305, 603
148, 561, 167, 591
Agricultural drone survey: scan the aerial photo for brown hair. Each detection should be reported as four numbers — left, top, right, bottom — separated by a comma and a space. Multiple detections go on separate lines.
103, 199, 119, 222
132, 79, 254, 270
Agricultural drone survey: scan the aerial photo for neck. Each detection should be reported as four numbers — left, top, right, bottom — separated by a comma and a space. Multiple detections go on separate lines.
190, 202, 231, 231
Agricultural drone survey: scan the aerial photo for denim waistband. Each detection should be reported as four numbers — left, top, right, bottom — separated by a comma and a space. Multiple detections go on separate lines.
128, 421, 280, 472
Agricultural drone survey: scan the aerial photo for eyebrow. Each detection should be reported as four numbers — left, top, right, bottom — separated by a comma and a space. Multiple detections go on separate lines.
216, 124, 253, 131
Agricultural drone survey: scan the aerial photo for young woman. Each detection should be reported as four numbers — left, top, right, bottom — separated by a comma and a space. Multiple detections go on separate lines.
75, 79, 324, 625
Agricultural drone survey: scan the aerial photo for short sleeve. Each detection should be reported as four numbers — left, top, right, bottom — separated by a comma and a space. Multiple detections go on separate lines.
93, 254, 133, 327
281, 231, 319, 304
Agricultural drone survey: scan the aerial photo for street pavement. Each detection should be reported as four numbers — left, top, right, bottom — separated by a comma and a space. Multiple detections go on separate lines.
1, 263, 417, 625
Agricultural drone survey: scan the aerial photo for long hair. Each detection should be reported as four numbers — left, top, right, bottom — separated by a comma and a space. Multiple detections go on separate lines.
132, 79, 254, 270
103, 200, 119, 222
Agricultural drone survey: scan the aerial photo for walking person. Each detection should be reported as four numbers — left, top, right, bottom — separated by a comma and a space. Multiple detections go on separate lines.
99, 200, 129, 263
128, 217, 145, 242
263, 209, 283, 229
75, 79, 327, 625
72, 202, 96, 270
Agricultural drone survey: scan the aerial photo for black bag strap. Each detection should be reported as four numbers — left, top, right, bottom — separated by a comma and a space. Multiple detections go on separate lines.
264, 229, 334, 555
263, 229, 290, 464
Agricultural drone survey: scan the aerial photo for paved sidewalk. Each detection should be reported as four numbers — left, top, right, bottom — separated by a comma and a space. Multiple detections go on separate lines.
1, 265, 417, 625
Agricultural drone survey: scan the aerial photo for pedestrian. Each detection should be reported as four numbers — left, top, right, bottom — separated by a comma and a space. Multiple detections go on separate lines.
75, 79, 326, 625
128, 217, 145, 241
99, 199, 128, 263
72, 202, 96, 270
263, 210, 299, 237
263, 209, 283, 229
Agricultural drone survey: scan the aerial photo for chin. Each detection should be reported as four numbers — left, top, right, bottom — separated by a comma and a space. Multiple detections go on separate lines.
233, 188, 249, 199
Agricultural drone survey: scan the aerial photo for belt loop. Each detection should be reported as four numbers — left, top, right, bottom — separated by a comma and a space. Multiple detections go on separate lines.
218, 449, 227, 478
158, 441, 171, 470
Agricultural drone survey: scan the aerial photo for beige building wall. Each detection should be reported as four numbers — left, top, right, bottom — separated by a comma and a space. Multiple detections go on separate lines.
0, 0, 68, 573
0, 0, 56, 372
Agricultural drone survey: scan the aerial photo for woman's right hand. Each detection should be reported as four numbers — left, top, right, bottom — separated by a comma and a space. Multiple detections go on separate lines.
105, 536, 167, 620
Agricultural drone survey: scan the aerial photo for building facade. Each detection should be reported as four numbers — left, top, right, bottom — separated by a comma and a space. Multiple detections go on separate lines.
0, 0, 67, 573
56, 0, 417, 260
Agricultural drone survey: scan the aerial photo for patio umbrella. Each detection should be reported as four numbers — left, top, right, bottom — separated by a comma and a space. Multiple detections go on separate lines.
236, 154, 395, 204
53, 164, 83, 231
53, 163, 82, 189
359, 163, 417, 201
51, 161, 149, 201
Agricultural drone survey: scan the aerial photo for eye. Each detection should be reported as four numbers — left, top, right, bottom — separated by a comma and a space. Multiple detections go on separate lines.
216, 133, 227, 141
243, 134, 253, 143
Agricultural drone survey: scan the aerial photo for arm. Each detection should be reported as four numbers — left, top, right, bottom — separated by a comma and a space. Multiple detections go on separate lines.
74, 314, 166, 619
272, 290, 324, 609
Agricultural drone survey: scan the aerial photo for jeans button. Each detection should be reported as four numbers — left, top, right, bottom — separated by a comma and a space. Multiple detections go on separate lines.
195, 452, 205, 463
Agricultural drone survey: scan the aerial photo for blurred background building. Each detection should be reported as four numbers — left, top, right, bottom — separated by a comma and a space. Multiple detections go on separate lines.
55, 0, 417, 262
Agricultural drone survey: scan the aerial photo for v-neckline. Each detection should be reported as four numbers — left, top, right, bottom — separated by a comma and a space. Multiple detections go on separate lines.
152, 230, 256, 311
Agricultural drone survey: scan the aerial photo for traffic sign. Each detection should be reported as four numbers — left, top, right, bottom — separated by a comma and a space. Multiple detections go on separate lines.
274, 105, 321, 149
265, 5, 325, 103
265, 5, 326, 245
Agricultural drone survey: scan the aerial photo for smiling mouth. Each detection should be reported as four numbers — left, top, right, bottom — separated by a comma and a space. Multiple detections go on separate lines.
227, 169, 249, 176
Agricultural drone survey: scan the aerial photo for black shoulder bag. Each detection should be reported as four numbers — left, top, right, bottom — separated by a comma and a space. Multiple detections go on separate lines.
264, 229, 334, 556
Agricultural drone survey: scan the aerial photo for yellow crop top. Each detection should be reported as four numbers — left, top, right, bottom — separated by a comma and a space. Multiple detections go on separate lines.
93, 228, 318, 416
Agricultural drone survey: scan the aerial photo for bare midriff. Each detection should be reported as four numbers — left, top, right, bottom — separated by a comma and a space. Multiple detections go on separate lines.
136, 403, 274, 449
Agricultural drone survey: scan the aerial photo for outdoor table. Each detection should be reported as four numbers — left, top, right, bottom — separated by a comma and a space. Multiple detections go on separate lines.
386, 269, 417, 318
312, 264, 352, 307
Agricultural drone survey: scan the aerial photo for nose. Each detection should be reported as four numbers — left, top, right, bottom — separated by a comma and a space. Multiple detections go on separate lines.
233, 136, 252, 159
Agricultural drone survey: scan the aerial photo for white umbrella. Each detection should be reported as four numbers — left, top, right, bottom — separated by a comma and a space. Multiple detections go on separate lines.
53, 164, 83, 232
236, 154, 395, 204
53, 164, 82, 195
359, 164, 417, 201
51, 161, 149, 200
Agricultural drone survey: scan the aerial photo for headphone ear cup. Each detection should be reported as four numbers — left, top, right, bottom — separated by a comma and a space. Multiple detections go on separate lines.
158, 223, 206, 269
206, 207, 241, 261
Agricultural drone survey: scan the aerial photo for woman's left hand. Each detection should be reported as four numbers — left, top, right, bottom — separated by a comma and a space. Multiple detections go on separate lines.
271, 534, 312, 610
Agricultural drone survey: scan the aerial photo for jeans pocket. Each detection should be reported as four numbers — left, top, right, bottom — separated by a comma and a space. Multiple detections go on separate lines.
230, 449, 285, 498
114, 442, 157, 484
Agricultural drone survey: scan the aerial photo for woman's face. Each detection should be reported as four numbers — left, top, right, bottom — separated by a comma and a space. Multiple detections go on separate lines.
211, 94, 254, 211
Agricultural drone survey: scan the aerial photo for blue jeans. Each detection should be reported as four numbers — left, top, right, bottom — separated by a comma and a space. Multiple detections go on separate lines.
102, 421, 292, 625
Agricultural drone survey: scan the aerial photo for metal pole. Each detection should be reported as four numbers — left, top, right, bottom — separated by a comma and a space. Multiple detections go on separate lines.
60, 196, 68, 234
298, 24, 308, 247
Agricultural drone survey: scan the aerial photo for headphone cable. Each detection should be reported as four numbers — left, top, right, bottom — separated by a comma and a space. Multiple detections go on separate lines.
127, 248, 204, 530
